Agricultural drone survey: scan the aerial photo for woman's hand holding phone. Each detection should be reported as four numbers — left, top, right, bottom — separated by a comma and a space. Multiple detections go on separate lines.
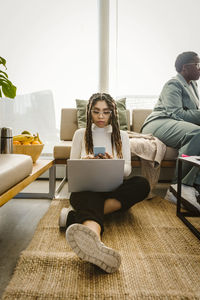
82, 147, 113, 159
82, 152, 113, 159
96, 152, 113, 159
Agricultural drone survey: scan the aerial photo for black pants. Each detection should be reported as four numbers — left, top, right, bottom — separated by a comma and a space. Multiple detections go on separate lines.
69, 176, 150, 234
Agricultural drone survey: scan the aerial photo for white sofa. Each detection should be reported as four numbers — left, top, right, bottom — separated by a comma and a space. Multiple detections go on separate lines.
0, 154, 33, 198
53, 108, 178, 182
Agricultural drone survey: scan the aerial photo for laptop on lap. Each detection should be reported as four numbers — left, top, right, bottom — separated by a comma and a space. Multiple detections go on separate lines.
67, 159, 124, 192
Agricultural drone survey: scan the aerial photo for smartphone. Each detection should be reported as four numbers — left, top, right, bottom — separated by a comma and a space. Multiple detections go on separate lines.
93, 146, 106, 157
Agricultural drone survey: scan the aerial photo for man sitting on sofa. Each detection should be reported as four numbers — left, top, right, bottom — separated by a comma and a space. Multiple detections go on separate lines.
141, 51, 200, 212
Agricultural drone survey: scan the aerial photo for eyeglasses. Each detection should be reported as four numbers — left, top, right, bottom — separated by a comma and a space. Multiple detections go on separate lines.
91, 110, 112, 117
184, 62, 200, 70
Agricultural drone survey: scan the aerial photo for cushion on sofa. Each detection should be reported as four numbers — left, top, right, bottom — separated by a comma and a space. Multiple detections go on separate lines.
54, 142, 178, 162
0, 154, 33, 195
76, 98, 128, 130
131, 146, 178, 161
54, 141, 72, 160
60, 108, 78, 141
164, 146, 178, 160
132, 109, 153, 133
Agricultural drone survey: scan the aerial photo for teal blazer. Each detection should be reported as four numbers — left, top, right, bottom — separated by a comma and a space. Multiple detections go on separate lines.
142, 73, 200, 129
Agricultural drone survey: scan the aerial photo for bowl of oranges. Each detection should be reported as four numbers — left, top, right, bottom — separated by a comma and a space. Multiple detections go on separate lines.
13, 131, 44, 163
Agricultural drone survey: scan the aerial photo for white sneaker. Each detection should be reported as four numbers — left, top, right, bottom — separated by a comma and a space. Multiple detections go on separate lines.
165, 188, 189, 210
66, 223, 121, 273
170, 184, 200, 213
165, 189, 177, 205
59, 206, 74, 231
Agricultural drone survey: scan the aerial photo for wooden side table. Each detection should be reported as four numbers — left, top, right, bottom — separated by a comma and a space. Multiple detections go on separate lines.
177, 156, 200, 240
0, 160, 55, 207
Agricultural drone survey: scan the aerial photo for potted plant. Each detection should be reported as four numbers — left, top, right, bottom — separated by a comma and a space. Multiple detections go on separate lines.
0, 56, 16, 98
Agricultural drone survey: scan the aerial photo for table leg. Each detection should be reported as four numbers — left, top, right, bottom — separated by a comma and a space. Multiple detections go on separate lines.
176, 159, 182, 216
176, 158, 200, 240
55, 164, 67, 196
14, 164, 56, 200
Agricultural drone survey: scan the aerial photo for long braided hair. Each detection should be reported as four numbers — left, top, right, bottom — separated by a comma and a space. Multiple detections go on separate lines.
85, 93, 123, 158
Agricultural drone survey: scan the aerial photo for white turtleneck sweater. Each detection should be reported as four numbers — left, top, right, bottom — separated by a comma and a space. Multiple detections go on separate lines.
70, 124, 131, 177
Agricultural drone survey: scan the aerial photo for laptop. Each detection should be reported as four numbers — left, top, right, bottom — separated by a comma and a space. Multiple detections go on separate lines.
67, 159, 124, 192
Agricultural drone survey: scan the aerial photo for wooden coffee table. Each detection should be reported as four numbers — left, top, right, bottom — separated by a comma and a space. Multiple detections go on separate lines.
0, 159, 55, 207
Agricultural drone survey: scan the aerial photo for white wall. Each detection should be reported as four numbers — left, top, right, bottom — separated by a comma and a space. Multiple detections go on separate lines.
1, 0, 98, 129
2, 0, 200, 124
110, 0, 200, 97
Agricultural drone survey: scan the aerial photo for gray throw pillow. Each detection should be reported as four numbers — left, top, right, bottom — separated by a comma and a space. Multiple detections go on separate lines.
76, 98, 128, 130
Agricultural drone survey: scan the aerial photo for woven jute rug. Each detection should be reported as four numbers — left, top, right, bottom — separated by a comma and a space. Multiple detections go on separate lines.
2, 196, 200, 300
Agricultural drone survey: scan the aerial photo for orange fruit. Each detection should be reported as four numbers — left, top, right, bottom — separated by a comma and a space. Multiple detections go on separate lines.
32, 140, 41, 145
13, 140, 21, 145
23, 141, 31, 145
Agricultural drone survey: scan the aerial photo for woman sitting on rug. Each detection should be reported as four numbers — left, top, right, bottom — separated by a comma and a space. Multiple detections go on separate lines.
59, 93, 150, 273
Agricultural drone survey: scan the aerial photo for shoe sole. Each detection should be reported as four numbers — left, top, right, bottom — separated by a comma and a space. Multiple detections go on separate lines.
66, 224, 121, 273
170, 186, 200, 215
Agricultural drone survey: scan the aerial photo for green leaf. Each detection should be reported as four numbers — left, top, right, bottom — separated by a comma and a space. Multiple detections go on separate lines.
0, 56, 17, 98
0, 70, 8, 78
1, 81, 16, 98
0, 76, 13, 85
0, 56, 7, 68
0, 76, 12, 86
0, 75, 9, 82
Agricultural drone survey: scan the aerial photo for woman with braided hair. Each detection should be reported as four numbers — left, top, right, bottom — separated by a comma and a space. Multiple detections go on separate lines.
59, 93, 150, 273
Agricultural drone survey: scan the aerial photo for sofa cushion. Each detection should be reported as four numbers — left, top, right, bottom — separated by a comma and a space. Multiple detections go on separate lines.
132, 109, 153, 133
54, 141, 72, 159
131, 146, 178, 161
60, 108, 78, 141
164, 146, 178, 160
0, 154, 33, 195
54, 141, 178, 163
76, 98, 128, 130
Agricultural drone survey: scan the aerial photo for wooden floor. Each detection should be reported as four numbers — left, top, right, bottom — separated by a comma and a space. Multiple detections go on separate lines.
0, 180, 169, 298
